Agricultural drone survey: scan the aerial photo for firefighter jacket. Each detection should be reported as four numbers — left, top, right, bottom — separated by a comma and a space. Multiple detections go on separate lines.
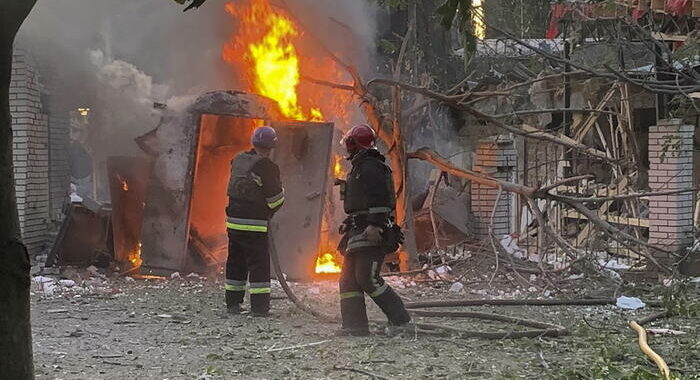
226, 149, 284, 233
343, 148, 396, 253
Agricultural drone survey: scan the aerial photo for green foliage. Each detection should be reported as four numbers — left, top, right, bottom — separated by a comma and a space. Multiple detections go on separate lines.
667, 94, 697, 121
435, 0, 477, 61
378, 39, 398, 55
205, 365, 222, 375
662, 277, 700, 318
549, 325, 692, 380
671, 38, 700, 66
659, 133, 682, 163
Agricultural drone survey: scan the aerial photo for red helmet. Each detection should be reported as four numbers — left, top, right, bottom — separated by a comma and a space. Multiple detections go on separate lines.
341, 124, 376, 155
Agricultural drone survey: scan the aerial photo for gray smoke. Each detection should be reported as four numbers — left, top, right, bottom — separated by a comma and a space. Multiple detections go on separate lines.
17, 0, 379, 194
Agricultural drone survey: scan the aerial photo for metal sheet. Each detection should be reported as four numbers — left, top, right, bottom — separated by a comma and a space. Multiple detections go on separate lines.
49, 205, 109, 267
270, 121, 334, 280
140, 91, 276, 273
107, 156, 152, 266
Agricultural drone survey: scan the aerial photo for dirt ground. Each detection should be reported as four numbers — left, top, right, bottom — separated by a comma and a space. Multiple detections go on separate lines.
31, 269, 699, 380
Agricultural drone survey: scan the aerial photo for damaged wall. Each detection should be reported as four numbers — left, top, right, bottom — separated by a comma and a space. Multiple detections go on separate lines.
10, 49, 51, 256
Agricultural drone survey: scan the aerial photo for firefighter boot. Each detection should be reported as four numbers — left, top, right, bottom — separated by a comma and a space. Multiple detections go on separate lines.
250, 292, 271, 317
225, 291, 246, 314
370, 286, 411, 326
338, 294, 370, 336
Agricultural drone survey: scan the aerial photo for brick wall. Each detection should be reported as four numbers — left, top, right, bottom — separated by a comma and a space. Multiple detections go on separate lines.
648, 119, 696, 263
48, 107, 70, 222
10, 50, 50, 256
471, 136, 517, 239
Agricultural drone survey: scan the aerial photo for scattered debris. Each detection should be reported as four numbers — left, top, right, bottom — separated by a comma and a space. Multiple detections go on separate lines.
647, 328, 687, 336
266, 339, 331, 353
449, 282, 464, 293
46, 309, 69, 314
616, 296, 646, 310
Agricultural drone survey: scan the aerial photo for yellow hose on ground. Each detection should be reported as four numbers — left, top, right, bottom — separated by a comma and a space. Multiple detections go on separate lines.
629, 321, 672, 380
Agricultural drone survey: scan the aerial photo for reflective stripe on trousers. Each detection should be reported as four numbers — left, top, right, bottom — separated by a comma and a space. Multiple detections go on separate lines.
224, 279, 246, 292
224, 280, 271, 294
339, 291, 363, 299
369, 261, 388, 297
249, 281, 271, 294
226, 217, 268, 232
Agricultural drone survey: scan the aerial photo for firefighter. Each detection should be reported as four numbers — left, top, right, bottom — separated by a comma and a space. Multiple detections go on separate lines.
337, 124, 411, 336
225, 126, 285, 316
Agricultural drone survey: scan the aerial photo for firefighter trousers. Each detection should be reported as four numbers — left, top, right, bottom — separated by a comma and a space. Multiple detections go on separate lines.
225, 230, 271, 314
338, 247, 411, 332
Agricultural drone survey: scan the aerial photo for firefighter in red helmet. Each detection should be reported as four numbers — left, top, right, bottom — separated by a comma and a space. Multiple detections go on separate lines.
336, 124, 411, 336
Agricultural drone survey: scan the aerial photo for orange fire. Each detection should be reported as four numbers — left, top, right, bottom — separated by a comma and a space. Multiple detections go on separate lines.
129, 242, 142, 268
224, 0, 356, 276
315, 252, 341, 274
117, 175, 129, 191
223, 0, 322, 121
333, 155, 344, 178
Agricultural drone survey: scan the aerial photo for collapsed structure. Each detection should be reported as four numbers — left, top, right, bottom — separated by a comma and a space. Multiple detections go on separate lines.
134, 91, 334, 280
12, 0, 700, 280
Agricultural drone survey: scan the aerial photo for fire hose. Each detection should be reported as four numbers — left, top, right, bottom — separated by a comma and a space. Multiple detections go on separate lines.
628, 311, 675, 380
629, 321, 672, 380
268, 224, 569, 339
268, 227, 337, 323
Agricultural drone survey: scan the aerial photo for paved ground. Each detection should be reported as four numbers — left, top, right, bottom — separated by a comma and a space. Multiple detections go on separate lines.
30, 269, 700, 379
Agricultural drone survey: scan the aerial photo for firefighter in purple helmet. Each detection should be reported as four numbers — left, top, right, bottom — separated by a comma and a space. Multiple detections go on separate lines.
224, 126, 284, 316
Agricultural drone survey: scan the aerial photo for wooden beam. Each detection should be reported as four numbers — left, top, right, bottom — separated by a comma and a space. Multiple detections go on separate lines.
651, 33, 688, 42
563, 210, 650, 228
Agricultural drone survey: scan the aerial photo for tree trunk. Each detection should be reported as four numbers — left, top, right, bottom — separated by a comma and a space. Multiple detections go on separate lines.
0, 1, 38, 379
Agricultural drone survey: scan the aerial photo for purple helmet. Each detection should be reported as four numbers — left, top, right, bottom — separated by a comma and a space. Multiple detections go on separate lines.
252, 126, 278, 149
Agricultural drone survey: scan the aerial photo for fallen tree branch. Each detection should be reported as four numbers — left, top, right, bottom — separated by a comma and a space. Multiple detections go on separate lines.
559, 197, 672, 272
492, 108, 620, 119
405, 298, 662, 308
407, 148, 535, 196
636, 311, 670, 326
415, 321, 567, 339
410, 310, 563, 331
301, 75, 354, 92
554, 187, 698, 203
369, 78, 614, 163
488, 187, 504, 286
267, 340, 331, 353
537, 174, 594, 196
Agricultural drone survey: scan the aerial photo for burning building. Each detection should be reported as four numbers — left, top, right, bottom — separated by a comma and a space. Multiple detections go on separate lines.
115, 0, 358, 280
132, 90, 335, 280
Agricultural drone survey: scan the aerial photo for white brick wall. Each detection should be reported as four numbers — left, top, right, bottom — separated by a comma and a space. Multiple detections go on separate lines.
11, 49, 50, 255
648, 120, 695, 262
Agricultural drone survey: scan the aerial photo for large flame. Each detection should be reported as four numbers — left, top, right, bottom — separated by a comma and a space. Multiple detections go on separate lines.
224, 0, 355, 277
315, 252, 341, 274
223, 0, 322, 121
